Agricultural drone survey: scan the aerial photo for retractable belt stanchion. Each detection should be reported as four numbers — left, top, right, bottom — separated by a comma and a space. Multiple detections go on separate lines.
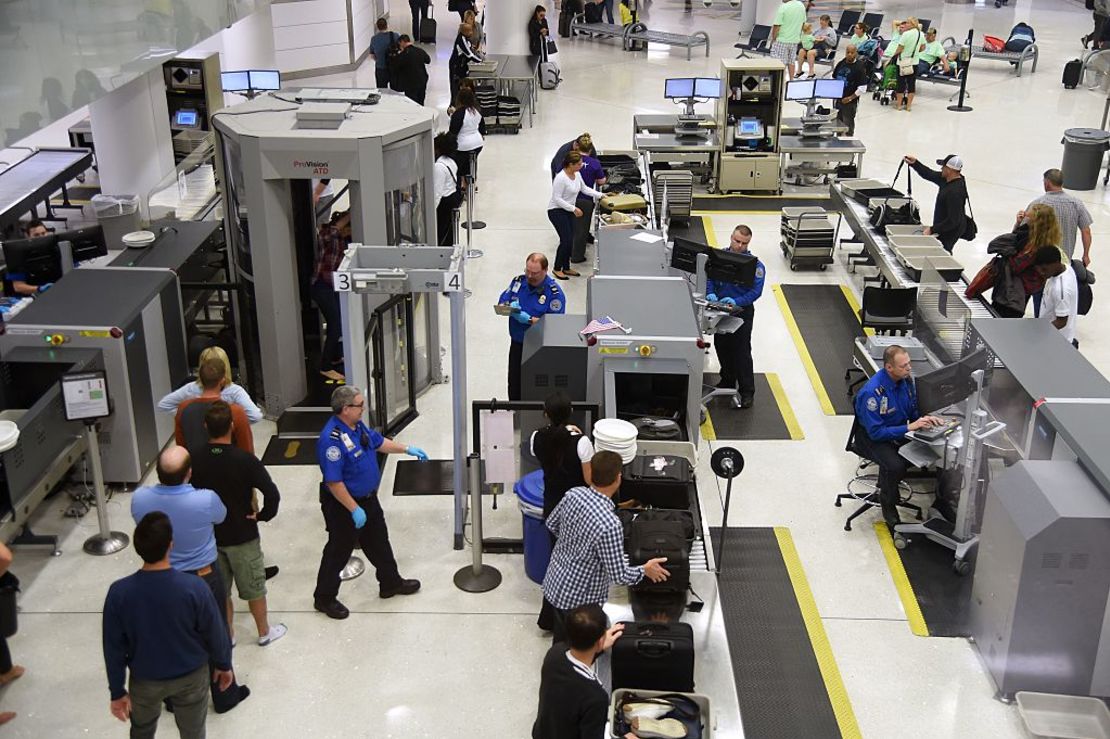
453, 453, 502, 592
461, 151, 486, 237
710, 447, 744, 574
82, 420, 129, 556
948, 30, 974, 113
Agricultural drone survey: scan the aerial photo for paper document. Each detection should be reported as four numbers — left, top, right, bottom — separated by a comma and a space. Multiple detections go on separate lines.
480, 410, 517, 485
630, 233, 664, 244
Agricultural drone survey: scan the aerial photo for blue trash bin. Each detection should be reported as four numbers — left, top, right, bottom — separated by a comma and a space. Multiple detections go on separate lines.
515, 470, 552, 585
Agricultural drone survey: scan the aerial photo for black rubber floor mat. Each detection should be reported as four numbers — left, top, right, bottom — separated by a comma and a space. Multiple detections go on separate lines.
703, 373, 800, 441
276, 409, 332, 435
666, 215, 709, 246
896, 532, 975, 637
261, 437, 320, 466
710, 527, 845, 739
776, 284, 863, 415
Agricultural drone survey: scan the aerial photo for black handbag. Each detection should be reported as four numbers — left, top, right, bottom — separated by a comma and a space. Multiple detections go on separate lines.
869, 161, 920, 230
961, 191, 978, 241
545, 39, 558, 55
0, 571, 20, 639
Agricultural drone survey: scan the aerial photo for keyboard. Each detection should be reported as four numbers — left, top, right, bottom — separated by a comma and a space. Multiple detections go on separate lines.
914, 418, 960, 442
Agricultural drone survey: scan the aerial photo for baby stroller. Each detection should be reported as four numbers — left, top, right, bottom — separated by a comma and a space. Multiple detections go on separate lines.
871, 61, 898, 105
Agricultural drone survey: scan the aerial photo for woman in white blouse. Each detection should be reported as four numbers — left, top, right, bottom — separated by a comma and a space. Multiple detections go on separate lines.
433, 133, 463, 245
548, 150, 602, 280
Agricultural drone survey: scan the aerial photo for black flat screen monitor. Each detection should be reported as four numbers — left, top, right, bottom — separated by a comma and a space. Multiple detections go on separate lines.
693, 77, 722, 98
670, 236, 710, 273
813, 78, 846, 99
915, 347, 991, 414
249, 69, 281, 90
784, 79, 816, 100
705, 248, 757, 287
664, 78, 695, 99
55, 224, 108, 262
2, 235, 62, 285
221, 70, 250, 92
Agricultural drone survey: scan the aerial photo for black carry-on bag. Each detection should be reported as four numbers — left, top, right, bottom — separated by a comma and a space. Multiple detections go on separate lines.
1063, 59, 1082, 90
627, 519, 690, 596
620, 455, 692, 510
611, 621, 695, 692
869, 160, 920, 230
419, 4, 437, 44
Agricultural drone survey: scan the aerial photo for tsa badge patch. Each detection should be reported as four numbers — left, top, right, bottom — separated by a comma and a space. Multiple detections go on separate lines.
866, 397, 878, 412
325, 446, 342, 462
755, 266, 765, 279
550, 299, 562, 311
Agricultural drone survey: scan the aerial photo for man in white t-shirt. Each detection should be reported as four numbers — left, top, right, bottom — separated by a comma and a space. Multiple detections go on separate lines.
1034, 246, 1080, 348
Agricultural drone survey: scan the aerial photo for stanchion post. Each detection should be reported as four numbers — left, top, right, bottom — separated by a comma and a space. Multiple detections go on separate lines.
461, 151, 487, 234
453, 453, 502, 592
947, 29, 974, 113
82, 422, 129, 556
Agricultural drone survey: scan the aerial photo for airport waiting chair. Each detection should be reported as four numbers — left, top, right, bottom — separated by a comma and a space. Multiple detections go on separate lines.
835, 9, 860, 37
918, 19, 932, 34
836, 414, 923, 532
735, 24, 772, 58
859, 286, 917, 335
862, 13, 884, 38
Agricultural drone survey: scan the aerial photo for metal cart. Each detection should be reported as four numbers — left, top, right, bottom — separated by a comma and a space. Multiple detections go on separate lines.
780, 207, 842, 271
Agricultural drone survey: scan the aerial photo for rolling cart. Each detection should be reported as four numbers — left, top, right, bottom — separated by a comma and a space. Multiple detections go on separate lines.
780, 206, 842, 271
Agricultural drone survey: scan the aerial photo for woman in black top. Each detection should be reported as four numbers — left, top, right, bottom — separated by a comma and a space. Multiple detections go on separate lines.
528, 5, 550, 58
449, 22, 483, 109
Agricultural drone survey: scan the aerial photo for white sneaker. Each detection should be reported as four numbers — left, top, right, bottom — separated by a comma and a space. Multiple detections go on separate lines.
258, 623, 287, 646
631, 717, 687, 739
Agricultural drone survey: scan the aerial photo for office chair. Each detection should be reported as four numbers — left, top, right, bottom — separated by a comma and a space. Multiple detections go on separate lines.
859, 286, 917, 335
835, 414, 923, 532
735, 25, 772, 58
835, 9, 860, 37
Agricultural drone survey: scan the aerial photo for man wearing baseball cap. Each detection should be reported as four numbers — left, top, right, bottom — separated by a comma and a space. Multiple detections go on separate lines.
903, 153, 969, 253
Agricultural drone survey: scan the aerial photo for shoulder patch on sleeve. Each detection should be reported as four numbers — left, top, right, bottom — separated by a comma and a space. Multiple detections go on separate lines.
325, 446, 342, 462
755, 265, 765, 279
866, 397, 878, 412
550, 298, 562, 311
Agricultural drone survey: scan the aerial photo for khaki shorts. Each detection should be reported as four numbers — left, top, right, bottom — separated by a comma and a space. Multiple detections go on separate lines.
217, 538, 266, 602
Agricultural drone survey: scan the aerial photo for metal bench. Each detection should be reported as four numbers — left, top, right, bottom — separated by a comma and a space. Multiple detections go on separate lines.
946, 41, 1038, 77
568, 13, 628, 43
625, 22, 710, 60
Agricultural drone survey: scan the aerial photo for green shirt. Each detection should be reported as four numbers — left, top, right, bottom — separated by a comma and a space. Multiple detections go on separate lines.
897, 29, 924, 62
800, 33, 814, 50
882, 31, 901, 59
772, 0, 807, 44
919, 40, 945, 64
848, 33, 867, 47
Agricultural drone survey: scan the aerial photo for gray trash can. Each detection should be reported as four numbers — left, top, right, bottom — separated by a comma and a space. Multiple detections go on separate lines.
1061, 128, 1110, 191
91, 194, 141, 248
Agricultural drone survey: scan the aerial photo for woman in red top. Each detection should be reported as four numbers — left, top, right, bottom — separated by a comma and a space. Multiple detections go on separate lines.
996, 204, 1060, 317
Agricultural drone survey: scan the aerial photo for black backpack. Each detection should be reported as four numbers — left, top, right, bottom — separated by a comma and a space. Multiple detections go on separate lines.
1073, 259, 1095, 315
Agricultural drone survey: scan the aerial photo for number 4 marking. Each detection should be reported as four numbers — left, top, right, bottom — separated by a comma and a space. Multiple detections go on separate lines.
446, 272, 461, 291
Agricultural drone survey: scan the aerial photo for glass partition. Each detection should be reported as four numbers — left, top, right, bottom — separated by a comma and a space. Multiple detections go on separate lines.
913, 259, 978, 365
147, 132, 220, 221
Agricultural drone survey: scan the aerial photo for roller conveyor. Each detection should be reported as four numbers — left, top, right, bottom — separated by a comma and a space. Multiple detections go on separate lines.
0, 148, 93, 234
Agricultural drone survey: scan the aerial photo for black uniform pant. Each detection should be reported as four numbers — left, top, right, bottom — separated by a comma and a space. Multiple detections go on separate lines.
409, 0, 429, 38
836, 97, 858, 136
508, 340, 523, 401
853, 434, 907, 529
314, 487, 402, 602
571, 199, 594, 262
714, 305, 755, 397
548, 208, 576, 272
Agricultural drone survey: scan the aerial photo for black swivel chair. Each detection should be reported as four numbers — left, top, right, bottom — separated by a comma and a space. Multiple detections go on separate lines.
835, 9, 860, 37
735, 24, 772, 58
836, 414, 923, 532
859, 286, 917, 335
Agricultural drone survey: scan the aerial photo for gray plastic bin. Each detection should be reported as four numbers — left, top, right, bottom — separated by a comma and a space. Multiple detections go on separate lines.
1061, 128, 1110, 191
1016, 691, 1110, 739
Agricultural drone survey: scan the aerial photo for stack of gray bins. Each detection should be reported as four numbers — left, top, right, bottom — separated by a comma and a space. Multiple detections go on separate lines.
496, 95, 522, 133
780, 206, 837, 271
474, 85, 498, 124
652, 170, 693, 224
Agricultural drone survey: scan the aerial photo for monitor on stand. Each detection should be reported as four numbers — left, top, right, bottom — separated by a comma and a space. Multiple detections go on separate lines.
669, 236, 711, 273
665, 77, 720, 134
705, 248, 758, 287
915, 347, 991, 415
55, 224, 109, 267
2, 234, 63, 290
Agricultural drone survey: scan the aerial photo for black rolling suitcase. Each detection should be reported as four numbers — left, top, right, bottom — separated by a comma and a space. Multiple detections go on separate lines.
620, 455, 692, 509
1063, 59, 1082, 89
617, 508, 695, 547
420, 5, 437, 44
611, 621, 695, 692
627, 519, 690, 596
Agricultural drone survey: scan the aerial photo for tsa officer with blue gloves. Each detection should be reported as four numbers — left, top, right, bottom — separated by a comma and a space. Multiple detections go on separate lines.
498, 252, 567, 401
705, 225, 765, 409
313, 385, 429, 620
853, 345, 943, 539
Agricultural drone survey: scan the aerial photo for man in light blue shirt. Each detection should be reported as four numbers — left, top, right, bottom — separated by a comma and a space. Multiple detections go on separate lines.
369, 18, 399, 89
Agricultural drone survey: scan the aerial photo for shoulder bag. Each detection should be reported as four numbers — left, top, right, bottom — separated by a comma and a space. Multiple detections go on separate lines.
961, 189, 978, 241
897, 30, 921, 76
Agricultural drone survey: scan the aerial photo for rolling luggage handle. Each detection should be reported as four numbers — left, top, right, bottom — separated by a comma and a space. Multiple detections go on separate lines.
637, 639, 675, 658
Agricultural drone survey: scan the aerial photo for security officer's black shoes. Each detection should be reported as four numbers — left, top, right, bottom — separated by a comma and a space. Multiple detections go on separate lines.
739, 395, 754, 409
314, 599, 350, 620
380, 578, 421, 599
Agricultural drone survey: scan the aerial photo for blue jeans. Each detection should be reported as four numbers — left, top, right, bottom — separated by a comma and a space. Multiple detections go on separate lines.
548, 208, 576, 271
603, 0, 614, 24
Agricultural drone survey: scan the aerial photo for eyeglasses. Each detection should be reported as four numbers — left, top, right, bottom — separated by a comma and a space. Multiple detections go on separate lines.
345, 402, 365, 409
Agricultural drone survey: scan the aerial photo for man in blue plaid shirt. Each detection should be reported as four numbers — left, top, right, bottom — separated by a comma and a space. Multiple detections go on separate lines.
542, 451, 670, 641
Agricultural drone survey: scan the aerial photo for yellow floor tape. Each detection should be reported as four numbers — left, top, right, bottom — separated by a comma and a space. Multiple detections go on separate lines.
873, 522, 930, 637
774, 527, 864, 739
700, 411, 717, 441
699, 214, 719, 247
838, 284, 874, 337
766, 372, 805, 440
772, 284, 837, 415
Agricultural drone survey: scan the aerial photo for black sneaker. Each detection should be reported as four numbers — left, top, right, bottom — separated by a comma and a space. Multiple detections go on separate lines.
739, 395, 754, 409
314, 599, 350, 620
380, 578, 421, 598
264, 565, 279, 580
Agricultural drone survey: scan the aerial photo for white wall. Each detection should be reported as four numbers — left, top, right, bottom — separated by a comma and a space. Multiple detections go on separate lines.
87, 68, 175, 219
271, 0, 352, 73
485, 0, 535, 56
352, 0, 375, 56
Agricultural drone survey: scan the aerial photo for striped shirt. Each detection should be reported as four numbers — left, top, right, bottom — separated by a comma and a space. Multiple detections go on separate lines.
1029, 190, 1093, 260
542, 486, 644, 610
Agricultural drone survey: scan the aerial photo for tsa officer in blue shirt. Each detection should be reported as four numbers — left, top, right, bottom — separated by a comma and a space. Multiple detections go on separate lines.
705, 225, 765, 409
853, 345, 943, 538
498, 252, 567, 401
313, 385, 429, 620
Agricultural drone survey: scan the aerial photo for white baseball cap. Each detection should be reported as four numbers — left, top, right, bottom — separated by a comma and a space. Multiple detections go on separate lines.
937, 154, 964, 171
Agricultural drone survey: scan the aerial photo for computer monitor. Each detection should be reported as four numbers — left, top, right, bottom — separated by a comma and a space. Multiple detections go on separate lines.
173, 109, 199, 128
664, 78, 695, 99
221, 70, 250, 92
705, 248, 757, 287
813, 78, 846, 99
784, 79, 816, 100
915, 347, 991, 414
693, 77, 721, 98
2, 235, 62, 286
55, 224, 108, 263
669, 236, 710, 273
737, 117, 762, 137
249, 69, 281, 91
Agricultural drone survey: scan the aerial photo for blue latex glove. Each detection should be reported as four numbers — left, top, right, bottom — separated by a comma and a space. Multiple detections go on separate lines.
509, 299, 521, 309
513, 310, 533, 324
37, 283, 53, 294
351, 506, 367, 529
721, 297, 737, 307
706, 293, 718, 302
406, 446, 429, 461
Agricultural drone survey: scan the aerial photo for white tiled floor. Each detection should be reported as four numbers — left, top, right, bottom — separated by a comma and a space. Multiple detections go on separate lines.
5, 0, 1110, 736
